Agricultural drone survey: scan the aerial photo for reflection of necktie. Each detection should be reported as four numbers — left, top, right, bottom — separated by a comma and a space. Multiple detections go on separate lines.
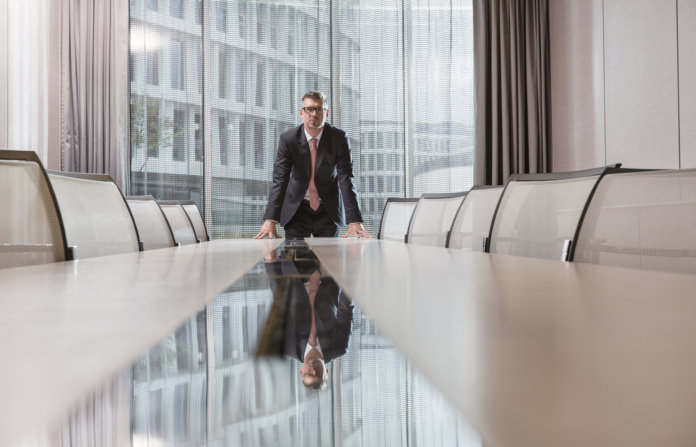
308, 270, 320, 347
308, 138, 320, 211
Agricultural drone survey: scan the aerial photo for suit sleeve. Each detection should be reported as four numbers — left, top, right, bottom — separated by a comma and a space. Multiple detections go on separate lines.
263, 134, 293, 222
335, 133, 364, 224
331, 288, 355, 359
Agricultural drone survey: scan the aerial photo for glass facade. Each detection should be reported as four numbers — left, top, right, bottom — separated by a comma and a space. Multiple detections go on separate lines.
129, 0, 474, 238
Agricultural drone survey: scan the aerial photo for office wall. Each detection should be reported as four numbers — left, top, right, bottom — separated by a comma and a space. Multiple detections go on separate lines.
0, 0, 61, 169
550, 0, 694, 171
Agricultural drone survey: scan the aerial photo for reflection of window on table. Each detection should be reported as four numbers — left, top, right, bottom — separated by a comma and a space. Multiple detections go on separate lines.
196, 310, 206, 365
148, 388, 163, 438
222, 306, 232, 361
175, 324, 191, 371
173, 383, 189, 441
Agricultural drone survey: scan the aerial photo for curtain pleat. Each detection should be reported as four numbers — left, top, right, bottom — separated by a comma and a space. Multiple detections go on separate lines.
473, 0, 551, 186
61, 0, 129, 190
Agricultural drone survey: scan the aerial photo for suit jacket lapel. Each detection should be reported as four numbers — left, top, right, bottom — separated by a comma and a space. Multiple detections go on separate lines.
314, 123, 332, 175
297, 126, 312, 178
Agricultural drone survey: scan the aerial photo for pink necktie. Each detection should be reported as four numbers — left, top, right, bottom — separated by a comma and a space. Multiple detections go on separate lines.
308, 270, 320, 348
308, 138, 320, 211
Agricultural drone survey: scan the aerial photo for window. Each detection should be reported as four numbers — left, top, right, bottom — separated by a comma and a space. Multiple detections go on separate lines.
219, 50, 227, 99
216, 1, 227, 33
146, 49, 159, 85
219, 116, 229, 165
238, 1, 246, 38
170, 0, 183, 19
257, 4, 266, 44
146, 102, 159, 157
254, 122, 264, 169
171, 40, 184, 90
173, 110, 186, 161
239, 122, 246, 166
194, 113, 202, 161
271, 68, 277, 110
235, 56, 244, 102
255, 62, 264, 107
196, 44, 202, 94
130, 0, 474, 239
195, 0, 202, 24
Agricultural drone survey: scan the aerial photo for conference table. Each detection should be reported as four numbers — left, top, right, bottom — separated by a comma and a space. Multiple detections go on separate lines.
3, 238, 696, 446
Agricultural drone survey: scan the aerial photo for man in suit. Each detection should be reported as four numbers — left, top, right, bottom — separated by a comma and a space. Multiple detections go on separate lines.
254, 91, 371, 239
265, 247, 354, 390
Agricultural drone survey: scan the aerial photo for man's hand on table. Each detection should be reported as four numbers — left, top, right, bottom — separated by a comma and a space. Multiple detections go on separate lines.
254, 220, 279, 239
343, 223, 372, 239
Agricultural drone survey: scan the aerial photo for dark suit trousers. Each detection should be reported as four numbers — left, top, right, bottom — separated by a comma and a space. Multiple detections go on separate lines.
284, 199, 340, 239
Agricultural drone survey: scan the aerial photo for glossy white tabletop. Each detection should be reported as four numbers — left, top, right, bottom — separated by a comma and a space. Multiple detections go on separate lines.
307, 238, 696, 447
0, 238, 282, 446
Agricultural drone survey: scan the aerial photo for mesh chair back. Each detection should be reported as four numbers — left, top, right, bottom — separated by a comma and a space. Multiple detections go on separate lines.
378, 198, 418, 242
180, 200, 209, 242
126, 196, 176, 250
158, 201, 198, 245
407, 192, 469, 248
488, 170, 606, 261
0, 151, 68, 269
448, 186, 503, 251
47, 171, 140, 260
573, 169, 696, 275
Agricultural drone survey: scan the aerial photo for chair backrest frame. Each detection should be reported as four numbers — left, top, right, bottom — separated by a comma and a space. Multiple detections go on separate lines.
445, 185, 504, 249
406, 191, 469, 246
126, 195, 177, 249
179, 199, 210, 242
567, 166, 660, 263
377, 198, 419, 241
0, 150, 73, 261
46, 170, 143, 252
157, 200, 199, 244
483, 164, 660, 259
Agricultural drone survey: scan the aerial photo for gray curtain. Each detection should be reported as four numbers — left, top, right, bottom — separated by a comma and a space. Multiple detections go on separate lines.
473, 0, 551, 186
61, 0, 129, 190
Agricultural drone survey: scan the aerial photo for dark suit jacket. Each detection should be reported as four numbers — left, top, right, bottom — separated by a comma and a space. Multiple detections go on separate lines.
264, 250, 354, 363
263, 123, 363, 227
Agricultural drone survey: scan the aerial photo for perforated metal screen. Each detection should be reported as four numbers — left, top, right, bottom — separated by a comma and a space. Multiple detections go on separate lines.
48, 174, 140, 260
490, 176, 599, 260
0, 160, 66, 269
449, 187, 503, 251
574, 169, 696, 275
159, 203, 198, 245
127, 199, 176, 250
408, 195, 467, 248
379, 200, 417, 242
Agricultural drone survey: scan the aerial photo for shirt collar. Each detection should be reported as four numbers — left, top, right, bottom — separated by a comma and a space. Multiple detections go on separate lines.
304, 341, 323, 358
304, 126, 324, 145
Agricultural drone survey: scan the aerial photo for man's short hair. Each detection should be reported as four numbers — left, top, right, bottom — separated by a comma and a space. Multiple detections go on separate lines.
302, 91, 327, 106
301, 370, 329, 391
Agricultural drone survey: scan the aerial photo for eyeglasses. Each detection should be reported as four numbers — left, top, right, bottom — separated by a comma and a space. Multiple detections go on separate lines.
301, 107, 327, 115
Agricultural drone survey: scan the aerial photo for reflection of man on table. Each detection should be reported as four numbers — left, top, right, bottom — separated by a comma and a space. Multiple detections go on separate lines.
265, 249, 354, 390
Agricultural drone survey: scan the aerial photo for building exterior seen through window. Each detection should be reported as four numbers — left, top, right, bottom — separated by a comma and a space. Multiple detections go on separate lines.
129, 0, 474, 238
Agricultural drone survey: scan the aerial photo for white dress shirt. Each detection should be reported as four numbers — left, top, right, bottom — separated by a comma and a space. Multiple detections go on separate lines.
303, 278, 323, 359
